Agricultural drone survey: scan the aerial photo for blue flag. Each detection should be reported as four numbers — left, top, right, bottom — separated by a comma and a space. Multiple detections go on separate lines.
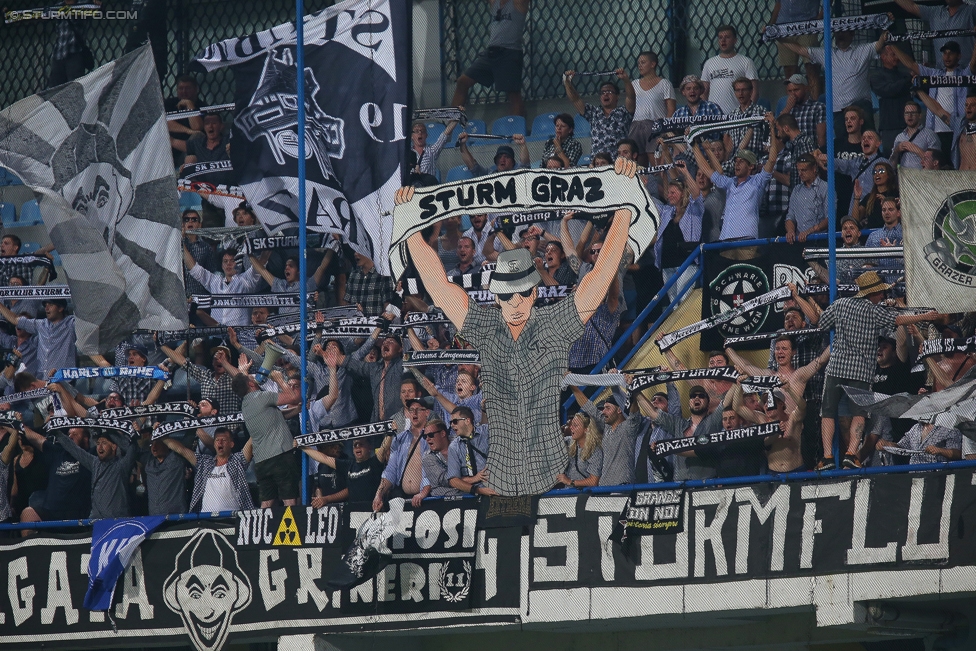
85, 516, 166, 611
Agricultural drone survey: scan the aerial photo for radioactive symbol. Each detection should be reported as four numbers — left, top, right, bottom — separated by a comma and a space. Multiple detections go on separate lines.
273, 506, 302, 546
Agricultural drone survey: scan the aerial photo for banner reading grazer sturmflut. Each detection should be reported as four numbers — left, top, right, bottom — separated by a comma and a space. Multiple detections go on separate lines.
900, 168, 976, 313
193, 0, 409, 276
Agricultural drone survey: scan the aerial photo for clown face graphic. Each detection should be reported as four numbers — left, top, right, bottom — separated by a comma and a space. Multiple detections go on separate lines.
163, 529, 251, 651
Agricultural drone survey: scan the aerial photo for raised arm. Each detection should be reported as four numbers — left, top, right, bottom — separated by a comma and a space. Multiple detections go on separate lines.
0, 427, 19, 465
563, 70, 586, 116
247, 255, 278, 286
762, 113, 779, 174
20, 425, 47, 451
792, 346, 830, 386
914, 89, 950, 124
724, 346, 766, 376
301, 446, 337, 469
163, 436, 197, 466
892, 0, 920, 17
457, 132, 478, 171
618, 68, 636, 115
890, 42, 920, 77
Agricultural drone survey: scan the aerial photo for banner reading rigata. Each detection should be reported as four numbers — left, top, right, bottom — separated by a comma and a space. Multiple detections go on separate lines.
899, 168, 976, 313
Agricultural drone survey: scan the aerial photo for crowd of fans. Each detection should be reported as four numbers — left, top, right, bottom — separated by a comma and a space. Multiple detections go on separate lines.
0, 0, 974, 528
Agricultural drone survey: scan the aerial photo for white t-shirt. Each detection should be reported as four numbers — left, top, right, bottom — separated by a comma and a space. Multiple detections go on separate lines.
632, 78, 675, 121
700, 54, 758, 114
201, 463, 240, 512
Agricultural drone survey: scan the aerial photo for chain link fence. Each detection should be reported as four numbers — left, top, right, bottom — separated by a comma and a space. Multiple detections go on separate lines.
0, 0, 333, 109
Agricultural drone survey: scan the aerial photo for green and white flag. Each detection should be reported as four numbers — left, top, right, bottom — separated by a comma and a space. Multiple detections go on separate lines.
899, 168, 976, 312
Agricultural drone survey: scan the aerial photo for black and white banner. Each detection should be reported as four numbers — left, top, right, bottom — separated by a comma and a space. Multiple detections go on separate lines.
0, 256, 56, 278
178, 160, 235, 183
100, 403, 197, 420
402, 350, 481, 367
193, 0, 410, 275
403, 309, 451, 326
799, 284, 859, 296
659, 286, 791, 351
803, 247, 903, 259
465, 285, 573, 306
740, 374, 784, 389
412, 107, 467, 126
153, 325, 259, 343
887, 28, 976, 43
761, 13, 891, 42
236, 505, 345, 549
652, 422, 782, 458
899, 169, 976, 313
650, 114, 737, 134
0, 285, 69, 299
495, 209, 569, 229
724, 327, 821, 346
151, 413, 245, 440
610, 489, 685, 544
50, 366, 170, 382
0, 46, 189, 354
686, 116, 766, 144
0, 387, 51, 404
913, 75, 976, 89
918, 337, 976, 362
389, 166, 659, 282
294, 420, 397, 447
244, 234, 299, 254
0, 410, 23, 428
45, 416, 137, 437
165, 102, 238, 121
191, 293, 314, 309
627, 366, 740, 393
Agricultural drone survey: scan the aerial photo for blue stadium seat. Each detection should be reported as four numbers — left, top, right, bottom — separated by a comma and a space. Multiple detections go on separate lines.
0, 203, 15, 227
775, 95, 788, 116
424, 121, 446, 144
446, 165, 473, 182
0, 168, 23, 187
444, 119, 486, 148
574, 115, 591, 138
491, 115, 526, 137
18, 241, 40, 254
529, 112, 559, 141
577, 154, 592, 167
756, 97, 771, 111
18, 199, 42, 225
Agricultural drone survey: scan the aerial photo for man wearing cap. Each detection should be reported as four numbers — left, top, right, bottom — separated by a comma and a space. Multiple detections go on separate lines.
694, 112, 780, 241
458, 132, 530, 177
782, 30, 887, 138
890, 100, 941, 170
672, 75, 724, 141
780, 74, 827, 149
447, 405, 495, 496
344, 315, 404, 423
815, 271, 940, 470
701, 25, 758, 114
398, 159, 641, 495
564, 72, 636, 158
893, 0, 976, 66
0, 299, 75, 380
892, 39, 976, 153
570, 383, 644, 486
633, 385, 680, 483
374, 396, 433, 510
634, 385, 722, 481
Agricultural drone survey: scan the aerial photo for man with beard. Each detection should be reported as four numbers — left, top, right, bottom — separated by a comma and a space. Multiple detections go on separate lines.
571, 385, 643, 486
53, 427, 139, 519
447, 237, 482, 277
464, 213, 492, 266
810, 215, 865, 283
458, 133, 530, 177
637, 384, 722, 480
142, 438, 189, 516
815, 129, 885, 213
780, 74, 827, 148
344, 323, 405, 423
165, 427, 254, 512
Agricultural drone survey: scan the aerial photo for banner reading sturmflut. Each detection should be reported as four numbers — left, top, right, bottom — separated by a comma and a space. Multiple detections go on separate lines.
0, 45, 188, 353
192, 0, 409, 275
900, 168, 976, 312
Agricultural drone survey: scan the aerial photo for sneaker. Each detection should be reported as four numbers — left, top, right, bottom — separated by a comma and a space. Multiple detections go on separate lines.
815, 457, 835, 471
842, 455, 862, 469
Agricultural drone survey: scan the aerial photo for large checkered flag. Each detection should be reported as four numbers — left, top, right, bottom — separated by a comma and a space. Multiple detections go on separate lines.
193, 0, 410, 276
0, 45, 188, 353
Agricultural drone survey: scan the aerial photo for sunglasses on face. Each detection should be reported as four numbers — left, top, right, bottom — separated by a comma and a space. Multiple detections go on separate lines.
690, 394, 708, 400
873, 169, 887, 175
450, 418, 467, 425
590, 248, 602, 254
600, 90, 615, 96
183, 216, 201, 223
496, 288, 533, 302
423, 430, 444, 439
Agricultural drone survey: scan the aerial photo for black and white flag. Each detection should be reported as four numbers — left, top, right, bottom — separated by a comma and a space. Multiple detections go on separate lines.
193, 0, 410, 276
0, 45, 188, 354
899, 169, 976, 313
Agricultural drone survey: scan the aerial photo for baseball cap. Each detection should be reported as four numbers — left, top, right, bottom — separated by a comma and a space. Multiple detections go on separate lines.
597, 397, 620, 409
126, 344, 149, 360
679, 75, 704, 91
735, 149, 758, 166
689, 385, 708, 399
784, 73, 807, 85
494, 145, 516, 163
941, 41, 961, 54
405, 396, 435, 410
840, 214, 860, 228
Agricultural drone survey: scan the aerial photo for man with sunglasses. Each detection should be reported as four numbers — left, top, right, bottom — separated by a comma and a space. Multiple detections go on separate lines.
181, 208, 217, 296
564, 72, 635, 160
635, 384, 722, 481
447, 406, 495, 496
417, 419, 462, 506
569, 385, 643, 486
401, 161, 639, 496
375, 396, 433, 511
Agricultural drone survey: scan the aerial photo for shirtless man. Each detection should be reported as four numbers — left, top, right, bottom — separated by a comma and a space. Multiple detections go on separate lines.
725, 336, 829, 402
914, 88, 976, 170
729, 381, 806, 472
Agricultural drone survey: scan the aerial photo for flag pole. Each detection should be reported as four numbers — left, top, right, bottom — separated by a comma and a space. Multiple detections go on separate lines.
296, 0, 309, 505
822, 0, 839, 462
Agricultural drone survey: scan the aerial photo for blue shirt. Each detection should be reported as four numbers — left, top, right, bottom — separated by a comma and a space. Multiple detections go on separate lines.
786, 177, 828, 233
381, 429, 430, 489
447, 425, 490, 482
712, 170, 772, 239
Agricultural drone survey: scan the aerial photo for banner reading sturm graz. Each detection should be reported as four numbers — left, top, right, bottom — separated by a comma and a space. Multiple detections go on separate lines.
193, 0, 409, 275
699, 244, 817, 351
899, 168, 976, 313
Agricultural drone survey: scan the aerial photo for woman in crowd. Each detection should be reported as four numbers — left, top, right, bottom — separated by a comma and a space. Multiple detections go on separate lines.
628, 51, 676, 165
556, 412, 603, 489
852, 162, 899, 230
876, 421, 961, 465
652, 160, 703, 301
541, 113, 582, 168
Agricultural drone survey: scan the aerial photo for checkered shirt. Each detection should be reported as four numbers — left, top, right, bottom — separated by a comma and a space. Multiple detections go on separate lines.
344, 267, 395, 317
672, 100, 725, 140
896, 424, 961, 465
189, 451, 254, 512
109, 376, 154, 405
459, 295, 584, 496
764, 134, 816, 219
542, 136, 583, 166
184, 363, 241, 414
184, 238, 218, 296
583, 104, 633, 158
0, 257, 36, 286
568, 302, 622, 369
52, 21, 85, 61
818, 297, 897, 383
788, 98, 827, 144
727, 103, 768, 152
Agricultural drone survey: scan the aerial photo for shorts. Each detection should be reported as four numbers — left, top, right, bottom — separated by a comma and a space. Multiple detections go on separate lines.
820, 375, 870, 419
30, 491, 88, 522
464, 47, 524, 93
627, 120, 660, 154
255, 451, 300, 502
776, 34, 819, 67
